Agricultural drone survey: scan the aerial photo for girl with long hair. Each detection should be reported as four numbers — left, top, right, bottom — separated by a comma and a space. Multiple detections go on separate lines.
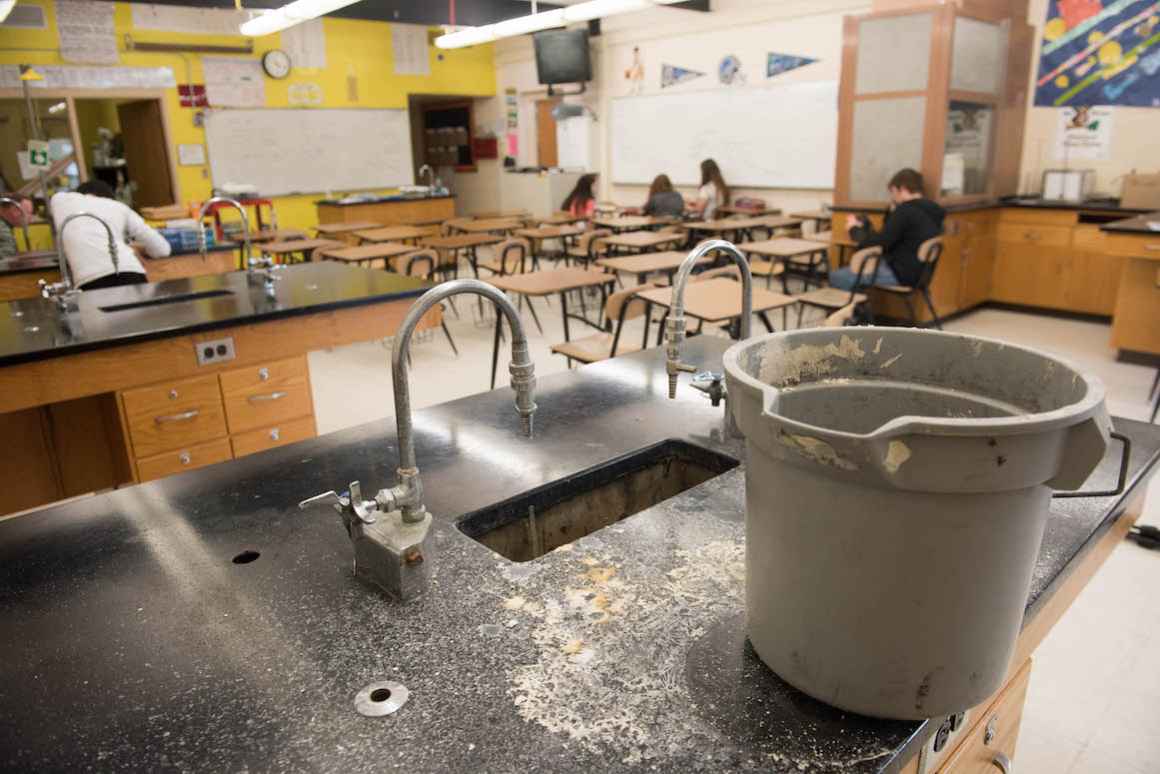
561, 173, 598, 218
692, 159, 729, 219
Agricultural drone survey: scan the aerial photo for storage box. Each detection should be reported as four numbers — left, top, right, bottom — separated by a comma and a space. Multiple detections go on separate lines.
1121, 173, 1160, 211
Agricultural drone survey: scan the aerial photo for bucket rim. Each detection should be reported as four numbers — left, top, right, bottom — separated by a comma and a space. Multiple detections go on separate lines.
722, 326, 1108, 442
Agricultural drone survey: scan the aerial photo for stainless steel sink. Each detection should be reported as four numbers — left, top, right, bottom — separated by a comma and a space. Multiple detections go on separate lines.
98, 289, 234, 312
457, 440, 739, 562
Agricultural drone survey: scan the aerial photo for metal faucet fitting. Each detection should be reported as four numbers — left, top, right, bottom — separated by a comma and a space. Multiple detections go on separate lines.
42, 211, 118, 313
197, 196, 253, 269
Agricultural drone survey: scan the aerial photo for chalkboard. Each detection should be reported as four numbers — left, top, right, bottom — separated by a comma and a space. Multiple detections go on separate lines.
204, 108, 414, 196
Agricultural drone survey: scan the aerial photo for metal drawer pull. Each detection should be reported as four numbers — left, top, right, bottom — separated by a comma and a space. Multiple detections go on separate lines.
179, 452, 192, 465
258, 367, 270, 381
269, 428, 280, 441
991, 752, 1012, 773
1147, 244, 1160, 251
155, 409, 200, 424
248, 391, 288, 403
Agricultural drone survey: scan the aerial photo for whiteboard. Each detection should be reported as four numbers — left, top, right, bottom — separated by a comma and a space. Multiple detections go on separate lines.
611, 81, 838, 189
204, 108, 414, 197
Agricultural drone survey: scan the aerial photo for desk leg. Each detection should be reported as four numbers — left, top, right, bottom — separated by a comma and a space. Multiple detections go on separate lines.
560, 291, 571, 341
642, 302, 652, 349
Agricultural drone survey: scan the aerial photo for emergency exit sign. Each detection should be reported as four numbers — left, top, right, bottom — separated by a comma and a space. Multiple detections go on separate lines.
27, 140, 49, 169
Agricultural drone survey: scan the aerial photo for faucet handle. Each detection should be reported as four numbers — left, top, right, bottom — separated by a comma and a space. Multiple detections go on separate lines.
665, 359, 698, 399
690, 371, 727, 407
298, 481, 378, 524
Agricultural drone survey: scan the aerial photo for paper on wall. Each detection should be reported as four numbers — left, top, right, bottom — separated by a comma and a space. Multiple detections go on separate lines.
178, 144, 207, 166
1055, 106, 1113, 161
0, 64, 176, 89
282, 19, 327, 70
203, 58, 266, 108
131, 3, 251, 36
392, 25, 430, 76
56, 0, 118, 65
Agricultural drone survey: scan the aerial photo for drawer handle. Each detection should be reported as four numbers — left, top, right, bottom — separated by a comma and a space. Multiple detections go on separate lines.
248, 391, 288, 403
258, 367, 270, 381
269, 428, 280, 441
991, 752, 1012, 774
179, 452, 191, 465
1024, 230, 1038, 240
155, 409, 200, 424
1147, 244, 1160, 251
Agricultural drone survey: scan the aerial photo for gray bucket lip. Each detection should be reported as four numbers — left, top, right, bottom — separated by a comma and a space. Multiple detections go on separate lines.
722, 326, 1108, 442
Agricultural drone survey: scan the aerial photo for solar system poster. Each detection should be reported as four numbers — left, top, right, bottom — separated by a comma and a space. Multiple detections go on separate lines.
1034, 0, 1160, 107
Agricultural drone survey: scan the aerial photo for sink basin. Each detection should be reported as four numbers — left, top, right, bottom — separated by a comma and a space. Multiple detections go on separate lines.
457, 440, 739, 562
98, 289, 233, 312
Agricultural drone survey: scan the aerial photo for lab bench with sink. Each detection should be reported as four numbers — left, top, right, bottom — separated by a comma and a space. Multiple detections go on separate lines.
0, 262, 436, 516
0, 335, 1156, 774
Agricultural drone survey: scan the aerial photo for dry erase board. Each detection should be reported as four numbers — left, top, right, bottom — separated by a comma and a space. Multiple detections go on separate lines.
204, 108, 414, 196
610, 81, 838, 189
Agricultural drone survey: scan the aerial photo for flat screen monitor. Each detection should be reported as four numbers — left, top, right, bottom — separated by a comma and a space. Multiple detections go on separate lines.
533, 29, 592, 85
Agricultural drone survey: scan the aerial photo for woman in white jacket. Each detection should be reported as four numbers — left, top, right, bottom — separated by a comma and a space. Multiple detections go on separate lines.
50, 180, 171, 290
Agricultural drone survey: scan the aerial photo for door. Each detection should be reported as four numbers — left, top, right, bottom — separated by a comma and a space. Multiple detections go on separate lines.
536, 99, 559, 167
116, 99, 175, 207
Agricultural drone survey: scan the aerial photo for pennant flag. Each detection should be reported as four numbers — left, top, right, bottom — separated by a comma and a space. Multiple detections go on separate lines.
661, 63, 705, 89
766, 52, 818, 79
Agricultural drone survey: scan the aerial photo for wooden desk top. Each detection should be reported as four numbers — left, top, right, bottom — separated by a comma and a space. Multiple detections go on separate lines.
315, 221, 382, 235
405, 215, 451, 226
354, 226, 429, 243
320, 243, 414, 262
249, 229, 308, 243
685, 215, 803, 232
603, 230, 683, 249
540, 212, 587, 225
470, 209, 529, 220
261, 238, 343, 255
421, 234, 504, 250
457, 218, 525, 233
717, 205, 783, 216
592, 215, 674, 230
740, 237, 830, 258
806, 231, 858, 247
597, 251, 710, 275
485, 268, 614, 296
791, 210, 833, 221
636, 278, 795, 323
515, 225, 585, 240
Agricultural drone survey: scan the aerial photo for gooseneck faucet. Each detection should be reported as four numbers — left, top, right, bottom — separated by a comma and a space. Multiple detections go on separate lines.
40, 211, 119, 313
197, 196, 255, 269
418, 164, 435, 189
300, 279, 538, 601
665, 240, 752, 435
0, 197, 30, 251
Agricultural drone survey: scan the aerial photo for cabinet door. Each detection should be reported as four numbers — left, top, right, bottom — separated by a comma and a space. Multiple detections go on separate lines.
959, 212, 996, 310
1066, 226, 1122, 315
991, 241, 1068, 308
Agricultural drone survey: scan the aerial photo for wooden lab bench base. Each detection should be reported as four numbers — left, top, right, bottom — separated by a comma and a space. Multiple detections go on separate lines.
317, 197, 456, 229
0, 298, 439, 516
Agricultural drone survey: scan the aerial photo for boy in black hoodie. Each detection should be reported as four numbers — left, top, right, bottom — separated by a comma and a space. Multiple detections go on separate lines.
829, 168, 946, 291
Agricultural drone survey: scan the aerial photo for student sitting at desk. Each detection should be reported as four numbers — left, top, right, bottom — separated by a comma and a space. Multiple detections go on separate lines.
689, 158, 729, 220
562, 173, 598, 219
640, 174, 685, 218
50, 180, 171, 290
830, 168, 945, 291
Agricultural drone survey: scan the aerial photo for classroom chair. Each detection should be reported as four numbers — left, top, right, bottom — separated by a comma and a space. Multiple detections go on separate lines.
566, 229, 612, 268
873, 236, 945, 329
823, 303, 859, 327
550, 283, 658, 368
401, 249, 459, 356
791, 246, 881, 328
477, 237, 534, 276
441, 217, 475, 236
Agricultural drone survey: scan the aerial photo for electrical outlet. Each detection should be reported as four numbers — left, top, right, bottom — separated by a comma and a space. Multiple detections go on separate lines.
195, 336, 236, 366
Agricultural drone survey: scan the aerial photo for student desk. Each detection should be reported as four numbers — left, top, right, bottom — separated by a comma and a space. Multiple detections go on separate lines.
740, 238, 831, 293
484, 269, 616, 388
421, 233, 504, 277
790, 210, 833, 231
717, 205, 783, 217
635, 278, 794, 340
314, 221, 382, 243
318, 242, 414, 269
470, 209, 530, 220
353, 226, 429, 245
806, 230, 859, 266
592, 215, 675, 232
454, 218, 526, 235
596, 250, 712, 285
261, 238, 343, 264
540, 212, 588, 225
515, 225, 585, 263
249, 228, 308, 243
602, 230, 684, 255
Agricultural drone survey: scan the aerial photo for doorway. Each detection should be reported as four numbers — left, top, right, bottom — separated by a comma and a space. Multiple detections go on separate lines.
74, 97, 175, 207
536, 99, 559, 168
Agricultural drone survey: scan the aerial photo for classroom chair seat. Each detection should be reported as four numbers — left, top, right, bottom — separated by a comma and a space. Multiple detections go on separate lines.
566, 229, 612, 266
871, 236, 945, 329
550, 332, 646, 365
550, 281, 656, 368
792, 245, 880, 328
476, 238, 534, 276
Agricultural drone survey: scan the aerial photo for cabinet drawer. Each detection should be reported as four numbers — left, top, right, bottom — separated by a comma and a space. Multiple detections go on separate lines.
996, 223, 1072, 248
938, 659, 1031, 773
136, 437, 233, 483
1103, 232, 1160, 257
220, 357, 313, 434
121, 374, 228, 458
231, 415, 316, 458
998, 208, 1076, 227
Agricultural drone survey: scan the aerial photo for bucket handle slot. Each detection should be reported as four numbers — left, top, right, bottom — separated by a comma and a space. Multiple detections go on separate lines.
1052, 431, 1130, 500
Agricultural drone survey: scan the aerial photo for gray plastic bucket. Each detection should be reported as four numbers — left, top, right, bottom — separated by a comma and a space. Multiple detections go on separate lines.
722, 327, 1110, 720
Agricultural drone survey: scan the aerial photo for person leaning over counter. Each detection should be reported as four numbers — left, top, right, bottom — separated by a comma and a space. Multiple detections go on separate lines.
0, 195, 32, 259
50, 180, 171, 290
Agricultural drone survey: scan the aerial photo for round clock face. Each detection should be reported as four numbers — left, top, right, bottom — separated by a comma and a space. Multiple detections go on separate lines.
262, 49, 292, 79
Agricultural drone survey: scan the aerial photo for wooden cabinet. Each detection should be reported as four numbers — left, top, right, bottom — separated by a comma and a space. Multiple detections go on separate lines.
136, 437, 233, 482
121, 374, 229, 459
220, 356, 313, 435
958, 210, 996, 309
939, 659, 1031, 773
230, 415, 316, 458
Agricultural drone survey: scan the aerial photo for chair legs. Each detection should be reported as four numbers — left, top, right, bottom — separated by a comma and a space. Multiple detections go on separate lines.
441, 320, 459, 356
920, 287, 942, 329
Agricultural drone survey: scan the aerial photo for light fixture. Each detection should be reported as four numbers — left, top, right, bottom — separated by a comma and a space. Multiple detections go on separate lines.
435, 0, 684, 49
0, 1, 15, 25
239, 0, 361, 37
48, 101, 67, 114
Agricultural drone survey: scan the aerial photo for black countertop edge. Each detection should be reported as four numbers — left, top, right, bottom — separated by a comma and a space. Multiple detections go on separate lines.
1099, 213, 1160, 235
830, 198, 1152, 216
316, 194, 456, 206
0, 264, 431, 368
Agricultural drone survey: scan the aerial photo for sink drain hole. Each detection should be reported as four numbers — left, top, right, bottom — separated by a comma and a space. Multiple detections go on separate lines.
370, 688, 392, 702
232, 550, 260, 564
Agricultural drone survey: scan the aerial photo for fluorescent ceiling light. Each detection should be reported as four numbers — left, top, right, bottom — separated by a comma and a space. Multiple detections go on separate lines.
0, 0, 15, 24
239, 0, 360, 37
435, 0, 683, 49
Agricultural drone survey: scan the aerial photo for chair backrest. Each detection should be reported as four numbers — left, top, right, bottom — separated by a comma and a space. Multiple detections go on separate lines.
579, 229, 612, 257
847, 245, 883, 286
692, 265, 741, 282
824, 302, 858, 327
441, 217, 473, 236
913, 236, 944, 290
606, 282, 656, 324
402, 249, 438, 279
493, 237, 530, 275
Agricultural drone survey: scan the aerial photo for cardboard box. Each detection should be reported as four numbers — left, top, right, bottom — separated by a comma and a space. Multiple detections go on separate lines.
1121, 173, 1160, 210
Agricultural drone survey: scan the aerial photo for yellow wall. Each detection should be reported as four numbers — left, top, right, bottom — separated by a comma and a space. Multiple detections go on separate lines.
0, 1, 496, 231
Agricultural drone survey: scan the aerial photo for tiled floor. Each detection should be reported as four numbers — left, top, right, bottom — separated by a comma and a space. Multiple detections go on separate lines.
310, 296, 1160, 773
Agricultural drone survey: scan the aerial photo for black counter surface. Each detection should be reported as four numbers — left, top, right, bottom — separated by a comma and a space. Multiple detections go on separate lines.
0, 262, 429, 368
1100, 212, 1160, 235
0, 336, 1156, 773
316, 194, 455, 207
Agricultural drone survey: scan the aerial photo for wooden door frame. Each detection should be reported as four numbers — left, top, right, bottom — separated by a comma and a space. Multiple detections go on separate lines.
0, 88, 181, 204
536, 97, 561, 168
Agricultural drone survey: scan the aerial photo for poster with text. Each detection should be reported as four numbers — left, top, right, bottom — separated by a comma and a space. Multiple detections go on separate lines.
1034, 0, 1160, 107
1055, 105, 1115, 159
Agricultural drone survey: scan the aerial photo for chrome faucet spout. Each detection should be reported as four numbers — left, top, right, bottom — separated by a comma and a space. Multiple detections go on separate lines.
197, 196, 252, 268
387, 279, 536, 523
666, 239, 752, 399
